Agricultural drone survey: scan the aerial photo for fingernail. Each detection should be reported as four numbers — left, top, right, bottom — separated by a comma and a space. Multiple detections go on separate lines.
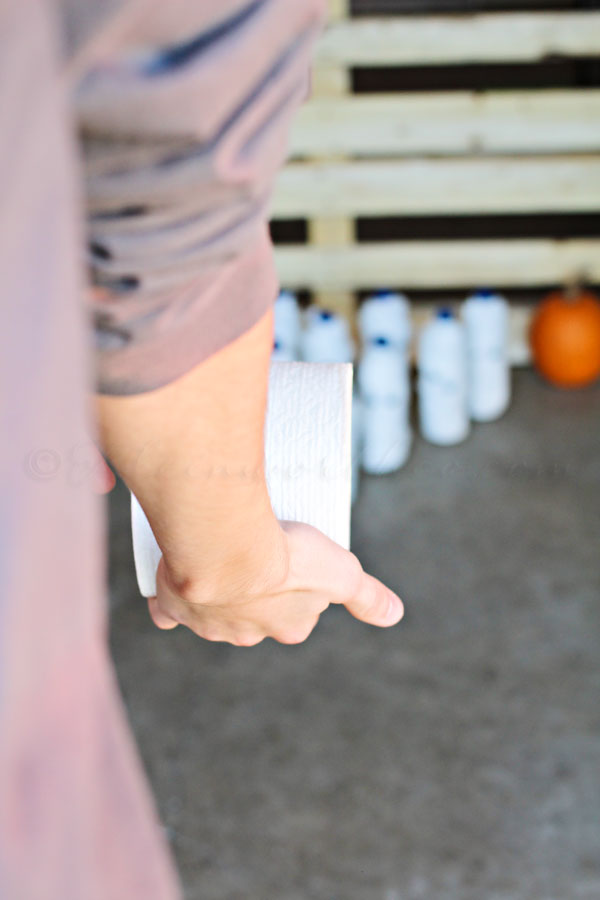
386, 592, 404, 624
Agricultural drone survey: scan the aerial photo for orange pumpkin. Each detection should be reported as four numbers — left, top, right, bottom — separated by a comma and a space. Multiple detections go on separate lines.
530, 284, 600, 388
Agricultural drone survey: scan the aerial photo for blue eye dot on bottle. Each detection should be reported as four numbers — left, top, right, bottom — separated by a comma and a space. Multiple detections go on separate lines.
374, 336, 389, 346
437, 307, 453, 320
273, 340, 280, 350
319, 310, 333, 321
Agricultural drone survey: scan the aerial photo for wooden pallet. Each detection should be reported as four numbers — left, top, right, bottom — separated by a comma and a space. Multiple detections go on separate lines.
269, 2, 600, 355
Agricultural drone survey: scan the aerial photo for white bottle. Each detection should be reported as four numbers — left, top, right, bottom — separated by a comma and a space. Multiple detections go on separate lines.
351, 392, 363, 503
274, 290, 301, 359
418, 308, 470, 446
359, 291, 412, 351
462, 289, 510, 422
271, 339, 295, 362
301, 308, 355, 363
357, 337, 412, 474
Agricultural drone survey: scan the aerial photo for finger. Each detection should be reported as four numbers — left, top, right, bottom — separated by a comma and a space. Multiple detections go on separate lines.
147, 594, 179, 630
161, 598, 266, 646
344, 573, 404, 628
191, 624, 265, 646
271, 615, 320, 645
281, 523, 403, 629
91, 453, 116, 495
231, 631, 265, 647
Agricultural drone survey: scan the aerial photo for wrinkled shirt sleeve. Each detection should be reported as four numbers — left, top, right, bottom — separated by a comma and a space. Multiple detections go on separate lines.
76, 0, 325, 395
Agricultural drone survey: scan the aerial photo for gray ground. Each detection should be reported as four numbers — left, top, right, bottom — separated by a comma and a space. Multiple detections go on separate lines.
109, 369, 600, 900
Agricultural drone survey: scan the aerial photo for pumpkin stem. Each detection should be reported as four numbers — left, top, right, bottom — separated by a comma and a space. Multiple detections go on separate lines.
565, 269, 587, 302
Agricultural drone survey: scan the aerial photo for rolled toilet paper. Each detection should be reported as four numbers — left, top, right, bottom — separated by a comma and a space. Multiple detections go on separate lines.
131, 361, 353, 597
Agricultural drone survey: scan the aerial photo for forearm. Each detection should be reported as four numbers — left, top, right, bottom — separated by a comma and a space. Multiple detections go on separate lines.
97, 307, 403, 643
97, 308, 286, 595
87, 0, 405, 644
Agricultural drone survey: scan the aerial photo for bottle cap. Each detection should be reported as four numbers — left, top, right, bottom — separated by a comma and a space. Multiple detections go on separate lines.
277, 290, 297, 303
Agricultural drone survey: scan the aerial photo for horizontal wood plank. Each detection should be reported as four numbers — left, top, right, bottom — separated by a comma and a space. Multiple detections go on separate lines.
271, 156, 600, 217
315, 12, 600, 67
290, 90, 600, 157
275, 238, 600, 289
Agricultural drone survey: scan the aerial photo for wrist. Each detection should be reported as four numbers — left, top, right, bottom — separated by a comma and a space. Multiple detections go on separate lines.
160, 500, 289, 606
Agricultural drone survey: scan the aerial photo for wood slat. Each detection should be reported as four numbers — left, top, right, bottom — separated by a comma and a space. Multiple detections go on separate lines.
352, 0, 589, 15
271, 156, 600, 217
290, 90, 600, 157
315, 12, 600, 66
275, 238, 600, 289
327, 0, 349, 21
309, 0, 355, 322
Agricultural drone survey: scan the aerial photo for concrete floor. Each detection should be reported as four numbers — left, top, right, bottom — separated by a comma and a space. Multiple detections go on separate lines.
109, 370, 600, 900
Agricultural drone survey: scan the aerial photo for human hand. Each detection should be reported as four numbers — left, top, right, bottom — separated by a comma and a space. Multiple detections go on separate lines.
97, 309, 403, 647
147, 520, 404, 645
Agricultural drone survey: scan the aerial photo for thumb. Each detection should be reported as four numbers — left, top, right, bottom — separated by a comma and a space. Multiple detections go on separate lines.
344, 572, 404, 628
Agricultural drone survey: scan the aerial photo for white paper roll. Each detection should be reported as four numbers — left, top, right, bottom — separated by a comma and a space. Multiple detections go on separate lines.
131, 361, 353, 597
